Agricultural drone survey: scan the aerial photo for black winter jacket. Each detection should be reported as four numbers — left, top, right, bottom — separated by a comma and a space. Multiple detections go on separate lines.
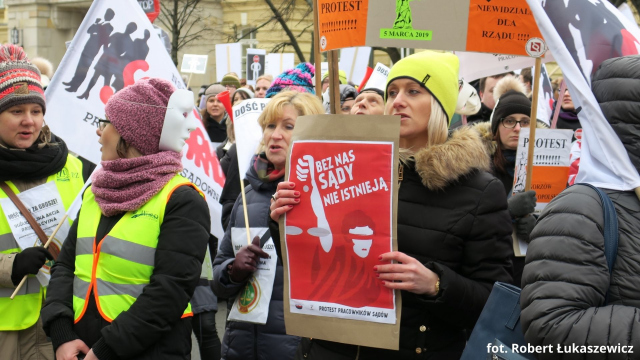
304, 126, 514, 359
41, 186, 211, 360
521, 55, 640, 359
211, 156, 300, 360
521, 186, 640, 358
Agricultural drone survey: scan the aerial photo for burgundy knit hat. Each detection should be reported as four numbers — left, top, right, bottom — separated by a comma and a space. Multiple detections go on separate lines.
105, 78, 176, 155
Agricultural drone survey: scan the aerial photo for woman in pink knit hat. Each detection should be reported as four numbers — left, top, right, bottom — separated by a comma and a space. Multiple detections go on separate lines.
42, 78, 211, 360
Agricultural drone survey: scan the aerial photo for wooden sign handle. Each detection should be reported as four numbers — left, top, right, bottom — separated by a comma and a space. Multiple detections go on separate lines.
525, 57, 542, 192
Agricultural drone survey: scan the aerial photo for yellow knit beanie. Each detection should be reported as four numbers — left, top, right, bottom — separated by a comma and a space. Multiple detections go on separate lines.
385, 51, 459, 124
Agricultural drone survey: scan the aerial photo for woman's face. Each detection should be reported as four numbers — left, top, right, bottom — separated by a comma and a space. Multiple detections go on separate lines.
206, 96, 224, 119
498, 113, 529, 151
263, 105, 298, 170
385, 78, 432, 148
561, 88, 575, 112
255, 79, 270, 98
232, 91, 247, 106
0, 104, 44, 149
98, 122, 121, 161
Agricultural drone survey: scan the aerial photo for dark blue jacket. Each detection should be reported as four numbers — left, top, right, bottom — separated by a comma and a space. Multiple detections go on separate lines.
211, 156, 300, 360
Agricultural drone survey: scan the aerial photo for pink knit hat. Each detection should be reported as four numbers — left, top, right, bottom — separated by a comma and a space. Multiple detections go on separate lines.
105, 78, 176, 155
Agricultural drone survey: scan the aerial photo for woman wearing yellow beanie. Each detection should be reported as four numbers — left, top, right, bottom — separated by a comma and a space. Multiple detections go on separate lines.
271, 51, 514, 359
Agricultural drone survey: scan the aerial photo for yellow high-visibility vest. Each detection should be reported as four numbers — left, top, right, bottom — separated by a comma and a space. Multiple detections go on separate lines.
73, 175, 202, 323
0, 155, 84, 330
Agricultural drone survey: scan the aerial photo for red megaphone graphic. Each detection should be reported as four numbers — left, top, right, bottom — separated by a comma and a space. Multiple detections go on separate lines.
216, 90, 234, 123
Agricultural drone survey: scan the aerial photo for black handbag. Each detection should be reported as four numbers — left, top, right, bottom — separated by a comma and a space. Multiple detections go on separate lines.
461, 184, 618, 360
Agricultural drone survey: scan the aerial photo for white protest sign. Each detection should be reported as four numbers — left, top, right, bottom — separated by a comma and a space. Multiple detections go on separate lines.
265, 53, 295, 78
215, 43, 243, 81
44, 0, 225, 238
233, 98, 270, 180
181, 54, 208, 74
362, 62, 389, 92
228, 227, 277, 324
455, 51, 555, 82
0, 182, 71, 286
339, 46, 372, 85
511, 128, 573, 256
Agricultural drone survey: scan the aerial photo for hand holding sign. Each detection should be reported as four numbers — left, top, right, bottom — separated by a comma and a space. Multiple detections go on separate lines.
269, 181, 298, 221
229, 236, 269, 283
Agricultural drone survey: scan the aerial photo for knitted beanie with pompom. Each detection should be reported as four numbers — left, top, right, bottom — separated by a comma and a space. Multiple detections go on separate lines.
0, 44, 46, 114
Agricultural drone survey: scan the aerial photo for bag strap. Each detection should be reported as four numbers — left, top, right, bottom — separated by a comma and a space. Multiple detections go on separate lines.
575, 183, 619, 303
0, 182, 49, 245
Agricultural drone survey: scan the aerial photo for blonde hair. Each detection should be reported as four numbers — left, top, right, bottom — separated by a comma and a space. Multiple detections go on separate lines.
258, 91, 323, 130
388, 91, 449, 157
256, 75, 273, 84
257, 91, 323, 153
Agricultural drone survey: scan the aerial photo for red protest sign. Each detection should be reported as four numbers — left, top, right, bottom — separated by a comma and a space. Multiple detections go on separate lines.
138, 0, 161, 23
285, 141, 395, 316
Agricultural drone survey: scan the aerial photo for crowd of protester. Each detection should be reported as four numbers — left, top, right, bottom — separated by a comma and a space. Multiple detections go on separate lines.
0, 37, 637, 360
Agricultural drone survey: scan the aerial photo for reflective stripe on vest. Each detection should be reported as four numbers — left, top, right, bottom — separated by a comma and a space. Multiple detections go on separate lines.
0, 154, 85, 331
73, 175, 201, 323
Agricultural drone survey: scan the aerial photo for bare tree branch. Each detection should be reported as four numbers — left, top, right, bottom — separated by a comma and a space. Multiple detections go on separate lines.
264, 0, 306, 62
158, 0, 216, 65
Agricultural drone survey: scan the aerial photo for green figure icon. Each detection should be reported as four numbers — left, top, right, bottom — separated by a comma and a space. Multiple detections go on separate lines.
393, 0, 415, 30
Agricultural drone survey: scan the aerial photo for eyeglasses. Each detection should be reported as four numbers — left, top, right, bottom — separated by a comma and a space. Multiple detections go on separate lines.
225, 85, 237, 90
501, 117, 531, 129
98, 119, 111, 131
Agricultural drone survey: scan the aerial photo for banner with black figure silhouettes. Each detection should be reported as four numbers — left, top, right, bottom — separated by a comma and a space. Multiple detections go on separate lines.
44, 0, 226, 239
281, 115, 401, 351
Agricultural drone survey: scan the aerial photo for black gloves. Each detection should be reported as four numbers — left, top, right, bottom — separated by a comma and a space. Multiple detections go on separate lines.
515, 216, 536, 243
508, 190, 537, 218
11, 247, 52, 285
228, 236, 269, 283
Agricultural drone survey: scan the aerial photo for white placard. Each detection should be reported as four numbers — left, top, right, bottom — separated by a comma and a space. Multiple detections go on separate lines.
0, 182, 71, 286
265, 53, 295, 78
455, 51, 555, 82
215, 43, 243, 82
228, 227, 277, 324
181, 54, 208, 74
362, 62, 389, 92
233, 98, 271, 180
339, 47, 372, 85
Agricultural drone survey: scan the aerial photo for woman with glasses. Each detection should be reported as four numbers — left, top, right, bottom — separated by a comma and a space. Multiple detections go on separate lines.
475, 75, 539, 286
42, 78, 210, 360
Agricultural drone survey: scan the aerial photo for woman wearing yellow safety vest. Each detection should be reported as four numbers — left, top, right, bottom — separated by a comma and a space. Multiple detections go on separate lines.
0, 44, 89, 360
41, 78, 211, 360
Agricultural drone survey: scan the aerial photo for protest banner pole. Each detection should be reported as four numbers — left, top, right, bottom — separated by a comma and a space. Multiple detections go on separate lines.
525, 57, 542, 192
186, 73, 193, 89
550, 80, 566, 129
313, 0, 322, 100
329, 50, 340, 114
11, 214, 69, 300
217, 91, 252, 245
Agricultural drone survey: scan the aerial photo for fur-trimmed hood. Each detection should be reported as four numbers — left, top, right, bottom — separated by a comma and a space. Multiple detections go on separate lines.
412, 126, 491, 191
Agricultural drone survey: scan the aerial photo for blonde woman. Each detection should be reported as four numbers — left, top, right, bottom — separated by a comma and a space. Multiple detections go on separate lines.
211, 91, 324, 360
271, 52, 514, 359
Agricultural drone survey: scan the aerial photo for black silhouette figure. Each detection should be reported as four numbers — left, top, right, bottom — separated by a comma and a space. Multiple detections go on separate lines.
63, 9, 114, 92
111, 29, 151, 91
77, 22, 138, 100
